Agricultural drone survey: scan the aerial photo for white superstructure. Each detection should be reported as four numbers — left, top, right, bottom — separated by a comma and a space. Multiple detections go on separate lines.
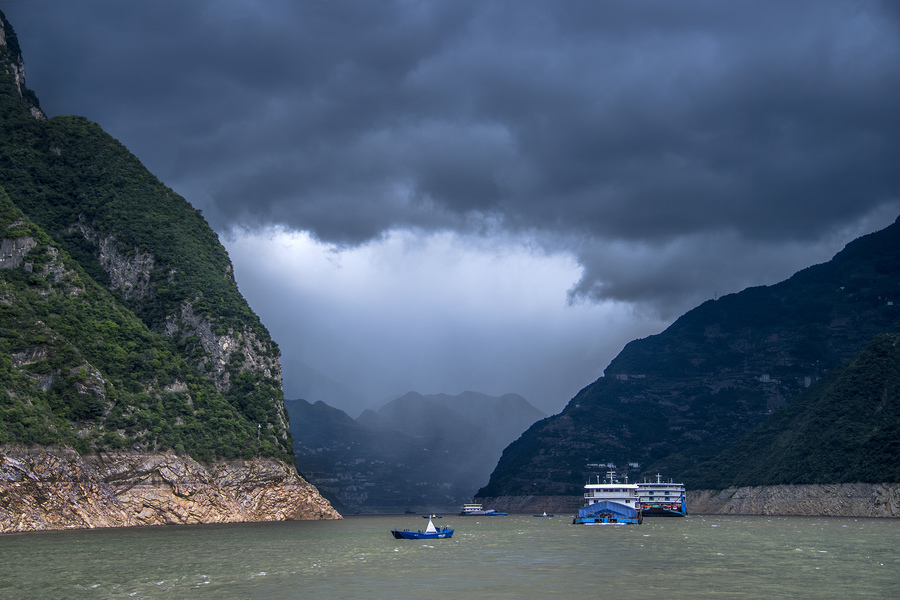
635, 473, 687, 516
582, 471, 639, 508
459, 503, 488, 515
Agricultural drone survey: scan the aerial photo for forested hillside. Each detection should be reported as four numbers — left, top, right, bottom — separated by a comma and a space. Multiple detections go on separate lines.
684, 333, 900, 488
0, 10, 291, 462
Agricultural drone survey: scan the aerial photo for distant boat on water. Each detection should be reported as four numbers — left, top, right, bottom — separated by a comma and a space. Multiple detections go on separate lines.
532, 512, 554, 517
459, 503, 507, 516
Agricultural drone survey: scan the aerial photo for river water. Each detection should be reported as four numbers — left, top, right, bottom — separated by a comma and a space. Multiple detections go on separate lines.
1, 514, 897, 599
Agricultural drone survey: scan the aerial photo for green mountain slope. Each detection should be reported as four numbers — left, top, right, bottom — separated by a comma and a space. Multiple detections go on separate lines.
479, 217, 900, 496
0, 10, 290, 461
684, 333, 900, 488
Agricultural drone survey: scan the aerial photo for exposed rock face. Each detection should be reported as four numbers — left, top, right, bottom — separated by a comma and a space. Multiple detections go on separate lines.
0, 18, 45, 120
2, 233, 84, 296
165, 302, 283, 395
68, 221, 154, 300
687, 484, 900, 518
97, 235, 154, 300
0, 233, 37, 269
0, 445, 341, 533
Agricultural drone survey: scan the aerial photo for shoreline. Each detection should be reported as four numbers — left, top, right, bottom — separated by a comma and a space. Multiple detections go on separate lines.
477, 482, 900, 518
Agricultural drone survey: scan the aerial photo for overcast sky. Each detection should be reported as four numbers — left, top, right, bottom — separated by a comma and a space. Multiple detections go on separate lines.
4, 0, 899, 415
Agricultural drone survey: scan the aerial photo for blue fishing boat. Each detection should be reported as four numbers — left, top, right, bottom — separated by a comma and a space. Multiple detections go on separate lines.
391, 517, 454, 539
532, 512, 554, 517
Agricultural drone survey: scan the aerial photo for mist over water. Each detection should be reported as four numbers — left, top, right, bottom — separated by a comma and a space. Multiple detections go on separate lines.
1, 515, 897, 599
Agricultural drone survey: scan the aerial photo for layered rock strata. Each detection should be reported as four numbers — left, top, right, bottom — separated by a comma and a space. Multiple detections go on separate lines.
0, 445, 341, 533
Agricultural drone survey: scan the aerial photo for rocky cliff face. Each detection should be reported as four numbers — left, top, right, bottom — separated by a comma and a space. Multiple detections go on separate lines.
164, 302, 283, 393
0, 17, 44, 120
69, 219, 284, 402
0, 231, 37, 269
68, 221, 155, 301
0, 445, 341, 533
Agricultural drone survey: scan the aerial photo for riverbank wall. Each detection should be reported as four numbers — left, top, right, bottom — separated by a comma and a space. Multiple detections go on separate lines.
686, 483, 900, 517
478, 483, 900, 517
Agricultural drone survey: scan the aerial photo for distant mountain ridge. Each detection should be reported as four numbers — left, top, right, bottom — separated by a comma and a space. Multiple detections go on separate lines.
281, 358, 368, 417
478, 216, 900, 497
367, 391, 545, 444
287, 391, 545, 512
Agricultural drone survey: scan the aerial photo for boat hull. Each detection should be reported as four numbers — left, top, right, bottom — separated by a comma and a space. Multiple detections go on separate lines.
641, 506, 686, 517
573, 516, 641, 525
459, 510, 508, 516
574, 500, 642, 525
390, 529, 454, 540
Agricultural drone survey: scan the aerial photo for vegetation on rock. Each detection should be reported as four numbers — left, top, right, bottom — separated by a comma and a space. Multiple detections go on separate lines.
684, 333, 900, 488
0, 11, 291, 462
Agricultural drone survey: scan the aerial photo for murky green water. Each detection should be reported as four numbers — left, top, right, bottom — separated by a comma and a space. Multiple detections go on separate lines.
1, 514, 897, 599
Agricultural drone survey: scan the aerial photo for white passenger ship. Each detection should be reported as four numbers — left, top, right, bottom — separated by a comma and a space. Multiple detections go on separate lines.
574, 470, 641, 524
636, 473, 687, 517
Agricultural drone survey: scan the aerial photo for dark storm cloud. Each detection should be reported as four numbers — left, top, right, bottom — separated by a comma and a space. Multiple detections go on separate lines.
6, 0, 900, 300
